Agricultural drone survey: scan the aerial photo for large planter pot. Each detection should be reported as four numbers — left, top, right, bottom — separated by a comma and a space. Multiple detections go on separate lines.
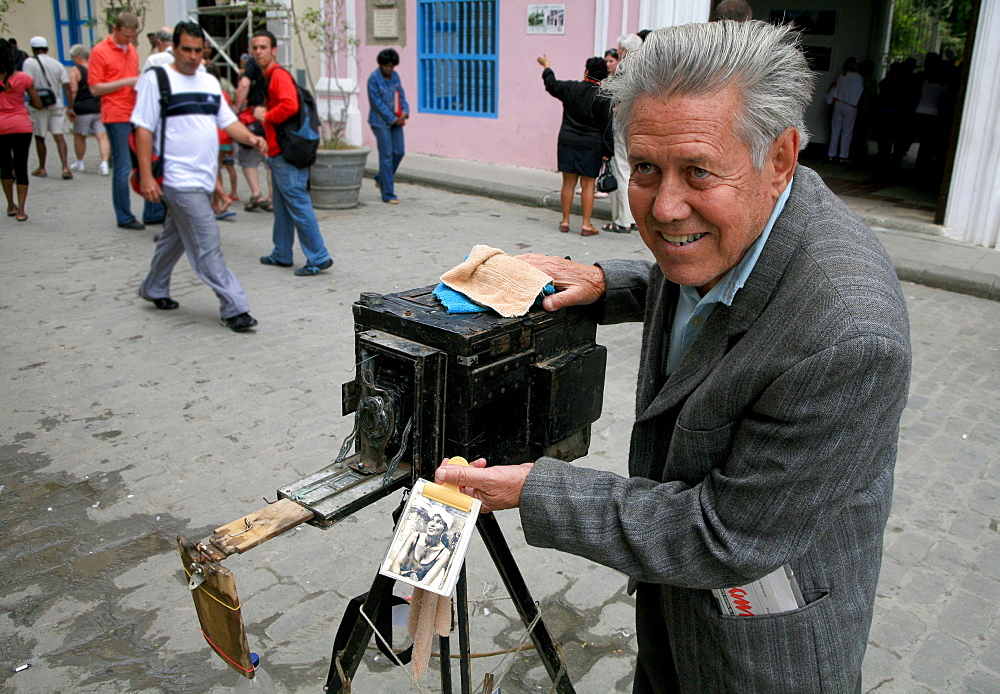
309, 146, 371, 210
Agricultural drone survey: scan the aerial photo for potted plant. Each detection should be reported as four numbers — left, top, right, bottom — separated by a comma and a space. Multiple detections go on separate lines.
289, 0, 371, 209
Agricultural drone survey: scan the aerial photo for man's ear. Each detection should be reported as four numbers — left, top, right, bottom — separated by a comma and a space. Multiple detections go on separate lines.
767, 127, 799, 196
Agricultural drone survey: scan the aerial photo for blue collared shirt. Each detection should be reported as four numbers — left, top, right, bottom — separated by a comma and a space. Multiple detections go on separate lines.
663, 179, 793, 375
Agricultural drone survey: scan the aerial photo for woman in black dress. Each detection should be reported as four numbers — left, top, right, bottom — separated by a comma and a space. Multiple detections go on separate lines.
538, 54, 612, 236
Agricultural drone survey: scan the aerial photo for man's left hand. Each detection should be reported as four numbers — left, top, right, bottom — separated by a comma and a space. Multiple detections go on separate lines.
253, 105, 267, 122
434, 458, 533, 513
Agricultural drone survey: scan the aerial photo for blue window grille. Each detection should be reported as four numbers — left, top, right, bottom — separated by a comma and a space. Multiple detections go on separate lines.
52, 0, 95, 65
417, 0, 498, 118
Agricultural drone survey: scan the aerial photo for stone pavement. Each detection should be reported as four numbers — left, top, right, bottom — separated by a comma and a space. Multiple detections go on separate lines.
0, 157, 998, 694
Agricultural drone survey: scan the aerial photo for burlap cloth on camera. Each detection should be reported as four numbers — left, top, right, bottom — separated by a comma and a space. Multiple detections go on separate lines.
439, 245, 553, 318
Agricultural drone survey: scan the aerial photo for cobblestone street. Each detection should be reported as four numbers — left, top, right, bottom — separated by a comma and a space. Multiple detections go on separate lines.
1, 167, 998, 693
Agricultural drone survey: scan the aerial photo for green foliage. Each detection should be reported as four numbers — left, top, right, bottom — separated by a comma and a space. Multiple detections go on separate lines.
889, 0, 975, 63
98, 0, 152, 35
0, 0, 26, 35
289, 0, 359, 148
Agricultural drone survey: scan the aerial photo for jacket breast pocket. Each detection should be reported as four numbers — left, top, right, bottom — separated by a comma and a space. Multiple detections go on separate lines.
664, 420, 736, 484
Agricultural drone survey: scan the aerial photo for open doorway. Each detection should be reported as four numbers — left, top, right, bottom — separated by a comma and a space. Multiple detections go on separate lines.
799, 0, 979, 225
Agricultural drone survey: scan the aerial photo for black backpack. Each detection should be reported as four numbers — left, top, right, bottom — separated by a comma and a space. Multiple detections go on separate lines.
270, 67, 320, 168
129, 66, 171, 194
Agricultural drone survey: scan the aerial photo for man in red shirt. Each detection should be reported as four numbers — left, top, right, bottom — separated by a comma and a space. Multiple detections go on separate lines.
88, 12, 144, 230
250, 31, 332, 276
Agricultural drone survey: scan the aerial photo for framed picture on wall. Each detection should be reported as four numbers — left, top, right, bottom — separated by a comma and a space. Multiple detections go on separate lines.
527, 4, 566, 35
769, 9, 837, 36
802, 45, 832, 72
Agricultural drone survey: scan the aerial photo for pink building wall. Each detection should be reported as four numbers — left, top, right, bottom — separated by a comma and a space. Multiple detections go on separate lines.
354, 1, 643, 171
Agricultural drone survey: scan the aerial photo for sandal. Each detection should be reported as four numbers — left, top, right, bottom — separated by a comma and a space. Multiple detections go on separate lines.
581, 227, 599, 236
259, 200, 273, 212
602, 222, 632, 233
244, 194, 264, 211
32, 169, 47, 177
61, 170, 73, 180
558, 222, 570, 233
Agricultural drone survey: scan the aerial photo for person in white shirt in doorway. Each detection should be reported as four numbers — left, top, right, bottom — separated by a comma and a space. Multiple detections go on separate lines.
132, 22, 267, 333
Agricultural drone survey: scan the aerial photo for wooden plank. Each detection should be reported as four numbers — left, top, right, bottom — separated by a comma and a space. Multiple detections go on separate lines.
178, 535, 254, 679
210, 498, 315, 556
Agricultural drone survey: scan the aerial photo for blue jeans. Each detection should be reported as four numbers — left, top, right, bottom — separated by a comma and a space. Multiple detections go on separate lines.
143, 199, 165, 225
105, 122, 136, 225
371, 123, 404, 201
267, 154, 330, 267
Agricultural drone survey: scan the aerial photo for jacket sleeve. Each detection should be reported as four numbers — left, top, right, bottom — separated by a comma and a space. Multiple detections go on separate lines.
519, 328, 911, 588
591, 259, 653, 325
542, 67, 569, 102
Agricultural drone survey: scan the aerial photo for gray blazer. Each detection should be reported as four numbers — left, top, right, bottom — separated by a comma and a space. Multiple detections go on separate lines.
520, 166, 912, 692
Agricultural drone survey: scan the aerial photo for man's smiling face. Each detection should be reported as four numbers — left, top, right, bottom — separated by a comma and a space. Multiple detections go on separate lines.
627, 86, 794, 295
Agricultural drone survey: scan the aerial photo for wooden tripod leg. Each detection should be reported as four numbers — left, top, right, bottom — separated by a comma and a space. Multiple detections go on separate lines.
324, 572, 396, 693
477, 513, 576, 694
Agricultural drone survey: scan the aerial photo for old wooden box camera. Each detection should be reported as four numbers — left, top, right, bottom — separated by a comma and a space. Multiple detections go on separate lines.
279, 286, 608, 526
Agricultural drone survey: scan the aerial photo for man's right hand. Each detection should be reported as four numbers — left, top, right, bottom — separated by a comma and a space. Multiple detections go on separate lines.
516, 254, 606, 311
139, 173, 161, 203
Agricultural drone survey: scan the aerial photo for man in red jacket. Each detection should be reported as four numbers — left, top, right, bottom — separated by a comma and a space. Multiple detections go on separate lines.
250, 31, 332, 277
88, 11, 144, 230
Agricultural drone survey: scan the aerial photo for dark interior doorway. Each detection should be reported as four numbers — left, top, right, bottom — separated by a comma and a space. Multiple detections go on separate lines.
805, 0, 980, 226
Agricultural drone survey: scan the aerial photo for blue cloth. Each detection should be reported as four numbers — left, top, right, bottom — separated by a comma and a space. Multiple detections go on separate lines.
267, 154, 331, 267
143, 199, 165, 225
664, 178, 793, 375
434, 282, 556, 314
105, 122, 137, 225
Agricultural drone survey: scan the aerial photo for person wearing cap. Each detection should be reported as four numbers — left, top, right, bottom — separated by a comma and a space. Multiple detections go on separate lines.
89, 11, 144, 230
142, 27, 174, 72
22, 35, 74, 179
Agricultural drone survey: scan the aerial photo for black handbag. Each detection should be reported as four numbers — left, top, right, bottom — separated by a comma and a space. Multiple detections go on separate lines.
596, 159, 618, 193
32, 58, 58, 107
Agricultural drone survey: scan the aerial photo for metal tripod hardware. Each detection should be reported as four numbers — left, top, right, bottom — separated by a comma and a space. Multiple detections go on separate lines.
324, 508, 576, 694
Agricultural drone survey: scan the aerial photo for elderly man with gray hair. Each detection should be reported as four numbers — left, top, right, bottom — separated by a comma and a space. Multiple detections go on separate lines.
436, 20, 910, 694
143, 27, 175, 72
67, 44, 110, 175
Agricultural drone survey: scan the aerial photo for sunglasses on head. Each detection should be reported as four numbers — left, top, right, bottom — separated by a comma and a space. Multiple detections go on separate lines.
606, 49, 619, 58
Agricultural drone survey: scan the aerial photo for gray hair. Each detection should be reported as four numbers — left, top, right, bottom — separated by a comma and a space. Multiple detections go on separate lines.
155, 28, 172, 45
69, 44, 89, 59
604, 20, 815, 169
618, 33, 642, 52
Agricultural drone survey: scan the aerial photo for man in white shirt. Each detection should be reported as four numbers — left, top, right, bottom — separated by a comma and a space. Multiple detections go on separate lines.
142, 28, 174, 72
133, 22, 268, 333
23, 36, 73, 179
826, 57, 865, 163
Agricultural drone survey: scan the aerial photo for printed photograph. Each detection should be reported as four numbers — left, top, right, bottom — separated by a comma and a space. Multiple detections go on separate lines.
380, 479, 481, 596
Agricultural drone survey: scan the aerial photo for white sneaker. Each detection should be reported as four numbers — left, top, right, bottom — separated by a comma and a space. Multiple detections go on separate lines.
99, 161, 110, 176
71, 160, 84, 172
594, 191, 610, 199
